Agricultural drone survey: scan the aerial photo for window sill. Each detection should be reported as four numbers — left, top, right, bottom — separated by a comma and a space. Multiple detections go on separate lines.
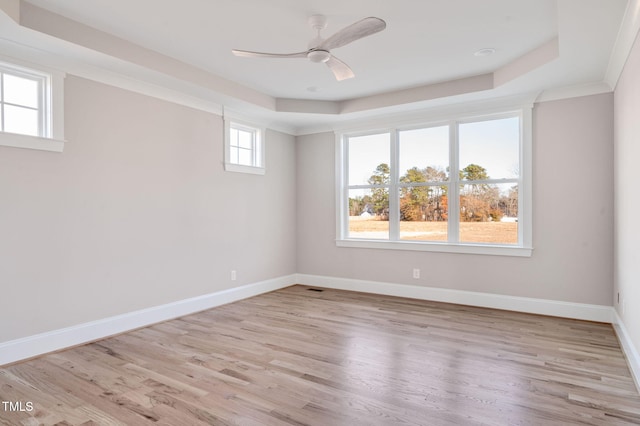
336, 239, 533, 257
224, 162, 265, 175
0, 132, 65, 153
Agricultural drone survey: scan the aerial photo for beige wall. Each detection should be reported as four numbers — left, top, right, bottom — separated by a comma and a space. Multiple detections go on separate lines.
0, 74, 620, 345
296, 93, 614, 305
0, 76, 297, 342
614, 32, 640, 356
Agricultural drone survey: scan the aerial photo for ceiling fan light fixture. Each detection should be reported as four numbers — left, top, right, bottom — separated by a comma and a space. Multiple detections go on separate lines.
307, 49, 331, 63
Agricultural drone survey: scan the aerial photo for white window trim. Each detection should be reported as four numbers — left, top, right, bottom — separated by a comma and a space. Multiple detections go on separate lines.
0, 57, 65, 153
223, 117, 265, 175
335, 105, 533, 257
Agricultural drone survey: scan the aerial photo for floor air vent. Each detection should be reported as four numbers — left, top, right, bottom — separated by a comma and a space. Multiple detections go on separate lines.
307, 288, 324, 292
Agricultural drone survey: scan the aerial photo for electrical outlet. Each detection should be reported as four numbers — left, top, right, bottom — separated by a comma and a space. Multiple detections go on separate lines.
413, 268, 420, 279
231, 270, 237, 281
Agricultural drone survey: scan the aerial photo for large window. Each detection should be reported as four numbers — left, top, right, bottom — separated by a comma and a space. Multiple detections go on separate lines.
0, 59, 64, 152
224, 119, 265, 175
337, 109, 532, 256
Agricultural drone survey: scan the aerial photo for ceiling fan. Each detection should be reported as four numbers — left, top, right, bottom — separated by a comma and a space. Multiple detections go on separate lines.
232, 15, 386, 81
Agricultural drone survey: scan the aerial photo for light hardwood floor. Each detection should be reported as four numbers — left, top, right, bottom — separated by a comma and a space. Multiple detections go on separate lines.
1, 285, 639, 425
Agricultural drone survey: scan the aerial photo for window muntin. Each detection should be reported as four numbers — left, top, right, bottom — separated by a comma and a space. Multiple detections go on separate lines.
339, 111, 529, 254
224, 119, 265, 174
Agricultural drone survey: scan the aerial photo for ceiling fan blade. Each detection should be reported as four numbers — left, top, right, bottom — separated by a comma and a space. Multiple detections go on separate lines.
232, 49, 308, 59
326, 55, 354, 81
318, 17, 386, 51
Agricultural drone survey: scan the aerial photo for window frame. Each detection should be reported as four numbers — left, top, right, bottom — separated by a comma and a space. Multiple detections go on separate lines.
336, 106, 533, 257
224, 118, 265, 175
0, 57, 65, 153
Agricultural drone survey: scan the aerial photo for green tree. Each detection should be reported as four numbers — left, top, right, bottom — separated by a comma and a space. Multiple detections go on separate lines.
368, 163, 390, 219
460, 163, 489, 181
400, 166, 448, 221
400, 167, 428, 221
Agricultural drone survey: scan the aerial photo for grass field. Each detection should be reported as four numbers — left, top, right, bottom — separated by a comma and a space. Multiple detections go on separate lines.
349, 217, 518, 244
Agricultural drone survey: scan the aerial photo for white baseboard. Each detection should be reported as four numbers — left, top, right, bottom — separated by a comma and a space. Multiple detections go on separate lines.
298, 274, 640, 393
612, 310, 640, 393
0, 275, 296, 367
295, 274, 614, 323
5, 272, 636, 394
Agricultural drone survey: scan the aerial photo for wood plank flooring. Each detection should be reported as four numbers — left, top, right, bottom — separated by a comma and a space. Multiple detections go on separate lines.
1, 285, 639, 425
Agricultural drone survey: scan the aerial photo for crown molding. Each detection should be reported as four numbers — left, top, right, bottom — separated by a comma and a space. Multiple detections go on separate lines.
535, 81, 613, 103
604, 0, 640, 89
0, 0, 629, 136
1, 2, 561, 120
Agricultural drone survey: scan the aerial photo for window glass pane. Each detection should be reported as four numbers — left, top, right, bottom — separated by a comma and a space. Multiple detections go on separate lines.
399, 186, 448, 241
3, 74, 39, 108
237, 129, 253, 149
237, 147, 253, 166
348, 133, 390, 186
460, 183, 518, 244
230, 146, 239, 164
230, 128, 238, 146
348, 188, 389, 239
4, 104, 39, 136
459, 117, 519, 180
399, 126, 449, 183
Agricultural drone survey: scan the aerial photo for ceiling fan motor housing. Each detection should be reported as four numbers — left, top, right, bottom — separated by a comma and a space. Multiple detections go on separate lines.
307, 49, 331, 63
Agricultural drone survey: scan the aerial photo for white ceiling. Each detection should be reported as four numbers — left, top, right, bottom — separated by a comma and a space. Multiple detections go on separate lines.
0, 0, 634, 133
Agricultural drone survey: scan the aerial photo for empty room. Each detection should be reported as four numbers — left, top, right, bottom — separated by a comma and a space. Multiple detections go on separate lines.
1, 0, 640, 424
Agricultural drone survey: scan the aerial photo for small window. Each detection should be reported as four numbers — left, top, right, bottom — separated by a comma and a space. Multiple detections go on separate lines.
224, 119, 265, 175
1, 71, 43, 137
0, 59, 64, 152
